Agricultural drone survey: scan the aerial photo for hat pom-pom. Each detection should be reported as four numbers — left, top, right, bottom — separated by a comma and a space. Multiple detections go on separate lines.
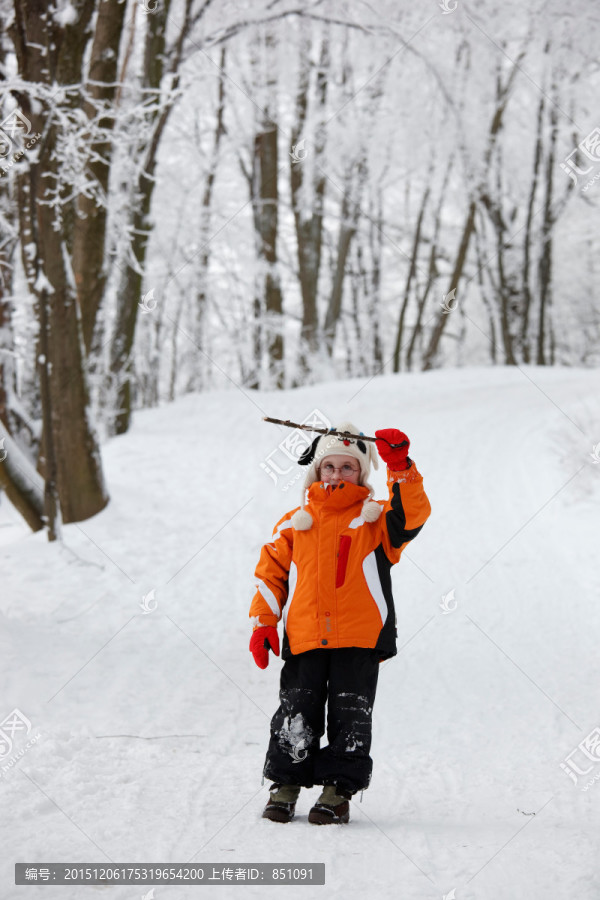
362, 500, 382, 522
291, 508, 313, 531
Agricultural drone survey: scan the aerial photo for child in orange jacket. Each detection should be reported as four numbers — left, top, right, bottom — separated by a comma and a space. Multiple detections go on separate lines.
249, 423, 431, 824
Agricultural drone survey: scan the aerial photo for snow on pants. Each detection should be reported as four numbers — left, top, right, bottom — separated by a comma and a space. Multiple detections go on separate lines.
263, 646, 380, 795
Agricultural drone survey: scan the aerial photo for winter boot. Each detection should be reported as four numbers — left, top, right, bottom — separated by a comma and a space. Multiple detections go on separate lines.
308, 784, 352, 825
262, 784, 301, 823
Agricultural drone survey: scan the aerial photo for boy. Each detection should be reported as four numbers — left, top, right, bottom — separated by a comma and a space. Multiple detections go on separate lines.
249, 423, 431, 823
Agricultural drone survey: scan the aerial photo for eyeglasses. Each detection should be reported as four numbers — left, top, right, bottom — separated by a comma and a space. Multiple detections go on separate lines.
320, 463, 360, 477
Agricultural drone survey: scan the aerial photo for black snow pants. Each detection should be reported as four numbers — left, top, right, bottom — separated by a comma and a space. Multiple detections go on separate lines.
263, 647, 380, 795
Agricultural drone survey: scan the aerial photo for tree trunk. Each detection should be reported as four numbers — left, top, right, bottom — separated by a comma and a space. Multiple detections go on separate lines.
190, 46, 227, 392
487, 157, 517, 365
10, 0, 109, 524
0, 183, 43, 531
421, 50, 525, 371
0, 434, 44, 532
473, 220, 498, 363
422, 200, 476, 370
37, 287, 60, 540
0, 20, 18, 439
72, 0, 128, 354
323, 159, 367, 355
37, 180, 108, 524
367, 188, 384, 374
291, 26, 329, 375
110, 169, 154, 434
0, 198, 17, 435
393, 184, 429, 372
324, 184, 356, 356
253, 118, 284, 387
405, 154, 453, 371
250, 28, 284, 389
536, 93, 558, 365
110, 0, 194, 432
520, 90, 545, 364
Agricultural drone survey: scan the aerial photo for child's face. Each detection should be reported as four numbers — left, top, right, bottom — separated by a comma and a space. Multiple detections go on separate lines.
318, 454, 361, 486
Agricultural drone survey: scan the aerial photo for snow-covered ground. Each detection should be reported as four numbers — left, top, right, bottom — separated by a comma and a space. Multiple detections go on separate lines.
1, 365, 599, 900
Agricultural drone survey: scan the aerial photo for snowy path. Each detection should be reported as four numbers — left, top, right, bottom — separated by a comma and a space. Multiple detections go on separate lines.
1, 366, 599, 899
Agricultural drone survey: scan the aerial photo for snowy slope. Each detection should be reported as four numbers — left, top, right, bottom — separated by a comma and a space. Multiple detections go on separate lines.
1, 365, 600, 900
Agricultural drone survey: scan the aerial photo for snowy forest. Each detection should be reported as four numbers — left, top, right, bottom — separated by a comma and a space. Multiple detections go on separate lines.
2, 4, 600, 896
0, 0, 599, 533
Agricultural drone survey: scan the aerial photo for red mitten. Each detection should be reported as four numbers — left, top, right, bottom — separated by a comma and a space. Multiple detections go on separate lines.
375, 428, 411, 471
249, 625, 280, 669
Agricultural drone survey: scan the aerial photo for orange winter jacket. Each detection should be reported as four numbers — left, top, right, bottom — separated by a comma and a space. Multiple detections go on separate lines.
249, 465, 431, 660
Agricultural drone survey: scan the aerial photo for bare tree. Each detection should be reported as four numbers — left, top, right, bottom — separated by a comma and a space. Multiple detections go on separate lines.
9, 0, 109, 525
248, 27, 284, 389
187, 46, 228, 392
110, 0, 197, 433
393, 184, 430, 372
72, 0, 128, 355
422, 46, 526, 371
290, 23, 329, 376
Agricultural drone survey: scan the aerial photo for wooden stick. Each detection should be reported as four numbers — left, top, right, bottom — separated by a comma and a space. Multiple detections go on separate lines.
262, 417, 408, 448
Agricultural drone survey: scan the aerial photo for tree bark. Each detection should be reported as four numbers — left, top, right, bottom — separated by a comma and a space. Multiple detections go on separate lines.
421, 50, 524, 371
405, 154, 453, 371
0, 434, 44, 532
520, 90, 545, 364
0, 196, 17, 435
473, 218, 498, 363
37, 287, 60, 539
110, 0, 194, 432
0, 174, 43, 530
367, 188, 384, 374
72, 0, 128, 354
290, 26, 328, 374
422, 200, 476, 371
323, 159, 367, 355
253, 117, 284, 387
480, 158, 517, 365
393, 184, 429, 372
249, 28, 284, 389
191, 46, 227, 392
10, 0, 109, 524
536, 92, 558, 366
324, 184, 355, 356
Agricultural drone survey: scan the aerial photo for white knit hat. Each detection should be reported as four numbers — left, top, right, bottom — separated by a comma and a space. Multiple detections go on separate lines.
290, 422, 382, 531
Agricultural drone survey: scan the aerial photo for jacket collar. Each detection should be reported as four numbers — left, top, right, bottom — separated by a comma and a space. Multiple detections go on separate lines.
307, 480, 369, 511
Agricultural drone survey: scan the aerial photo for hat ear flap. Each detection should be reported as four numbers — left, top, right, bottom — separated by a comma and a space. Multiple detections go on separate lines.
298, 435, 320, 466
369, 441, 379, 471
